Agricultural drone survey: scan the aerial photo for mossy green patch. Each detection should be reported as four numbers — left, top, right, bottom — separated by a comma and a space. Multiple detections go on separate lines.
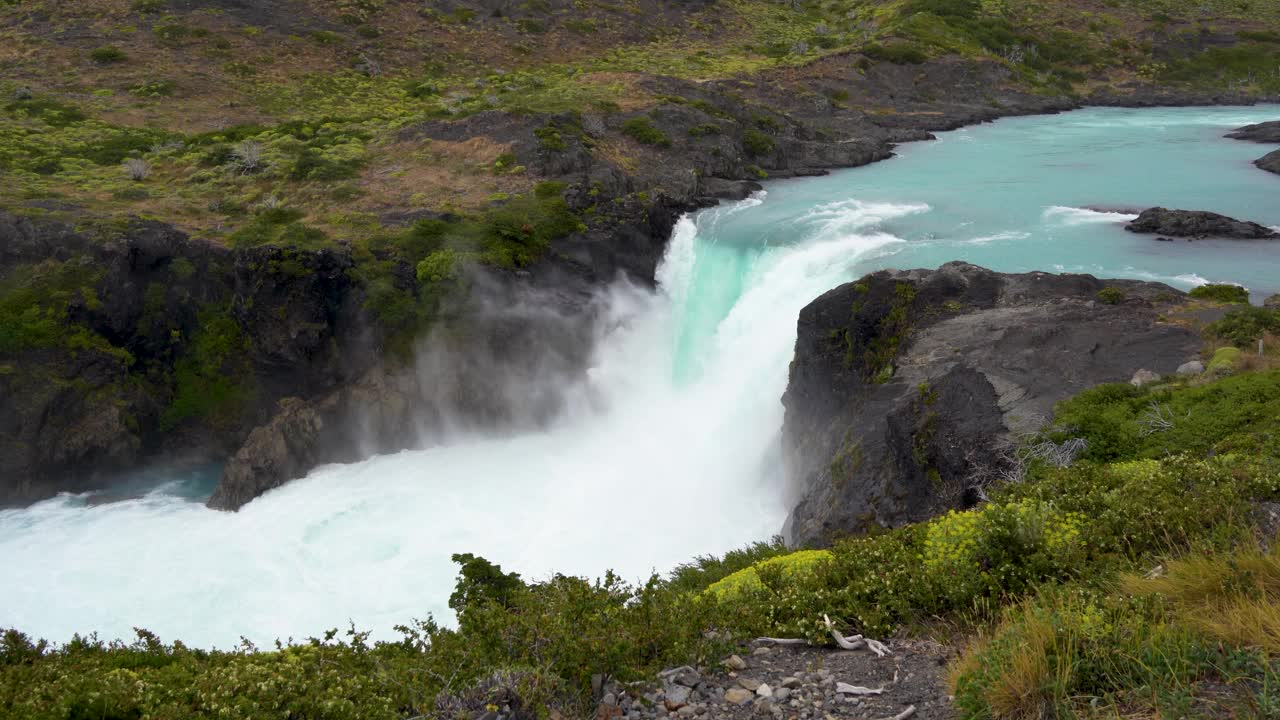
159, 306, 251, 431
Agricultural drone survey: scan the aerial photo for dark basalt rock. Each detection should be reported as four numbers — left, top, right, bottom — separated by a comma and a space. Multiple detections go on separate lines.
1125, 207, 1279, 239
1226, 120, 1280, 143
781, 262, 1200, 547
1256, 149, 1280, 176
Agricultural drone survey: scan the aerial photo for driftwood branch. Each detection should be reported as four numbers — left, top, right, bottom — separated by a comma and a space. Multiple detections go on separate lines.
754, 616, 890, 657
825, 614, 890, 656
873, 706, 916, 720
835, 681, 884, 695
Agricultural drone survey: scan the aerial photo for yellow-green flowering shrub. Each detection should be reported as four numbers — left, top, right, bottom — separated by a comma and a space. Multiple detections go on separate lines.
706, 549, 832, 600
924, 500, 1084, 604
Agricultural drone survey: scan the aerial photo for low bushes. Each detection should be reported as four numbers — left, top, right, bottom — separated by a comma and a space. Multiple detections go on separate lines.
1189, 283, 1250, 304
954, 548, 1280, 718
620, 117, 672, 147
1208, 306, 1280, 347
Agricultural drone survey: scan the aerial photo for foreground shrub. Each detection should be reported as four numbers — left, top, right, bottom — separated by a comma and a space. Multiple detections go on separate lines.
957, 546, 1280, 718
1049, 370, 1280, 462
1189, 283, 1250, 304
1208, 306, 1280, 348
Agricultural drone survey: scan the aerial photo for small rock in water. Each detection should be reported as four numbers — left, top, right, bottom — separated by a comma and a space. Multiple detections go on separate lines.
723, 654, 748, 671
757, 683, 774, 698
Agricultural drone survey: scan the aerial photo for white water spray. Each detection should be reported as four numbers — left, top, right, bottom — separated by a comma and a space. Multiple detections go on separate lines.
0, 196, 919, 649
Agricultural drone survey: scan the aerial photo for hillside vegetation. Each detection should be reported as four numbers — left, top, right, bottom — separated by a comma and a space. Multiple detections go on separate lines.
2, 0, 1279, 242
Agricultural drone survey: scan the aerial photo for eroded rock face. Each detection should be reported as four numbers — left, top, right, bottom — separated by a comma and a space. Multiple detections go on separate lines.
1125, 207, 1279, 239
781, 262, 1201, 547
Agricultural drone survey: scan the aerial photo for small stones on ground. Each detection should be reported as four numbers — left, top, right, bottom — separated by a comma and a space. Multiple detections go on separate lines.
650, 638, 949, 718
725, 687, 754, 705
751, 646, 772, 656
664, 684, 692, 709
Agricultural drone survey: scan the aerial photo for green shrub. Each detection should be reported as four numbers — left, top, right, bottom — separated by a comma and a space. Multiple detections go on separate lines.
1049, 370, 1280, 463
1208, 306, 1280, 347
667, 536, 789, 594
310, 30, 342, 45
741, 128, 774, 157
1207, 345, 1242, 374
130, 79, 175, 97
706, 550, 832, 600
290, 147, 363, 181
862, 42, 928, 64
153, 20, 207, 46
899, 0, 980, 19
89, 46, 128, 64
620, 117, 672, 147
1188, 283, 1249, 304
534, 123, 567, 151
952, 588, 1224, 719
1096, 286, 1124, 305
160, 307, 251, 430
687, 123, 720, 137
4, 97, 87, 127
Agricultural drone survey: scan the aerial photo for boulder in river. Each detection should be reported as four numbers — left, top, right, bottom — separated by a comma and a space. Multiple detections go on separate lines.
1226, 120, 1280, 143
781, 262, 1201, 547
1257, 149, 1280, 176
1125, 207, 1279, 239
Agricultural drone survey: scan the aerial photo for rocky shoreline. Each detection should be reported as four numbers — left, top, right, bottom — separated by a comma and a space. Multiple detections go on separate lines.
1, 68, 1276, 509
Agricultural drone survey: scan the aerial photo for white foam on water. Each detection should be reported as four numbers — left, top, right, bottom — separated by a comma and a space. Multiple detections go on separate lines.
0, 197, 909, 650
960, 231, 1031, 245
1042, 205, 1139, 226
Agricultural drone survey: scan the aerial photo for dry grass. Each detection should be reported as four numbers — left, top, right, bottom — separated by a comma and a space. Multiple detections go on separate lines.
358, 137, 530, 213
1123, 547, 1280, 654
948, 604, 1075, 720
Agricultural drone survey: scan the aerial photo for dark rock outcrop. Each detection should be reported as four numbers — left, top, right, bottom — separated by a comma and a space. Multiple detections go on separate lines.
1227, 120, 1280, 143
781, 263, 1201, 547
1257, 149, 1280, 176
1125, 207, 1279, 239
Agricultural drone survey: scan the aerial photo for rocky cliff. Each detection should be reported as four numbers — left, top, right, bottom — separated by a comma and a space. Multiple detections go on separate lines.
781, 263, 1202, 547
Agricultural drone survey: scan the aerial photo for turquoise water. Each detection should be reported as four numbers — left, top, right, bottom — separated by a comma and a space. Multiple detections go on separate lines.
672, 105, 1280, 380
2, 106, 1278, 648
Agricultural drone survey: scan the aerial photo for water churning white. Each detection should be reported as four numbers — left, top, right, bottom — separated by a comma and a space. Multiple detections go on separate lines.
0, 196, 920, 648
